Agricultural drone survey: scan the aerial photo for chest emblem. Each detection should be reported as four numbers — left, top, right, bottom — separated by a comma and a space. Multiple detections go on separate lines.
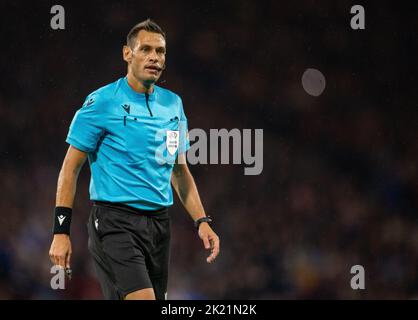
166, 130, 179, 155
122, 104, 131, 114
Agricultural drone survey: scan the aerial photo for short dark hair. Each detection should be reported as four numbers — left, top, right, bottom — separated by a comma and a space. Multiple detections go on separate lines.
126, 19, 166, 48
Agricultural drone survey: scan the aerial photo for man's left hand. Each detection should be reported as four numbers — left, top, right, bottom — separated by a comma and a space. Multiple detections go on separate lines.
198, 223, 220, 263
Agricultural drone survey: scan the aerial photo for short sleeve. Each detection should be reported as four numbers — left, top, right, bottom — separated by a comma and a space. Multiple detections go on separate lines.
177, 96, 190, 154
66, 92, 105, 153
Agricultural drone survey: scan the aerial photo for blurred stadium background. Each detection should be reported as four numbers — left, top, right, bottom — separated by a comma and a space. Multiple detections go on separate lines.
0, 1, 417, 299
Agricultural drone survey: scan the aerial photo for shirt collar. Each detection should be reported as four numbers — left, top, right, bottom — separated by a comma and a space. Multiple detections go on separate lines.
122, 76, 157, 101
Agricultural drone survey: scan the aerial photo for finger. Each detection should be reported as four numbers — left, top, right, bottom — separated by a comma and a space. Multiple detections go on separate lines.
207, 237, 220, 263
49, 251, 55, 265
202, 235, 210, 249
50, 251, 59, 266
209, 238, 215, 249
58, 254, 66, 268
65, 251, 72, 269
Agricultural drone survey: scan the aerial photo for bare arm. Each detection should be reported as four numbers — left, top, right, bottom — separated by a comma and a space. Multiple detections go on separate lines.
171, 154, 207, 222
171, 153, 220, 263
56, 145, 88, 207
49, 146, 88, 268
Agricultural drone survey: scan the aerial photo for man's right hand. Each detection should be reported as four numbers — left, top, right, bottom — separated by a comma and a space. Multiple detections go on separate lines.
49, 234, 72, 268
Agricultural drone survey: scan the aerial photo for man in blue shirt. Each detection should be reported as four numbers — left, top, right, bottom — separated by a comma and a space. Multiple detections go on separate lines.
48, 19, 220, 300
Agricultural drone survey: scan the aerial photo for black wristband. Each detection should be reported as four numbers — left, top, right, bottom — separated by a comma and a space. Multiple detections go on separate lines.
194, 216, 213, 230
53, 207, 72, 235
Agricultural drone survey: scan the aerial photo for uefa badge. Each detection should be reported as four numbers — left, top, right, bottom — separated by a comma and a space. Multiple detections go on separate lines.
166, 130, 179, 155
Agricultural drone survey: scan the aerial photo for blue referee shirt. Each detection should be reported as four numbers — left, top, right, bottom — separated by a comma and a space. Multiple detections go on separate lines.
66, 77, 190, 210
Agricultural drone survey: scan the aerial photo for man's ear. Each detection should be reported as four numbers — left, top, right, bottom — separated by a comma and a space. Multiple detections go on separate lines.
123, 45, 133, 63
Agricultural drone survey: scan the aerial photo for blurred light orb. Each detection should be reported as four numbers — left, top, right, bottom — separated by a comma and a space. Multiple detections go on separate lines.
302, 68, 326, 97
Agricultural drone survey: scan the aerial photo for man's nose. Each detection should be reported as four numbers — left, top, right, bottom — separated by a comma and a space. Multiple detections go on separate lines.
149, 49, 159, 62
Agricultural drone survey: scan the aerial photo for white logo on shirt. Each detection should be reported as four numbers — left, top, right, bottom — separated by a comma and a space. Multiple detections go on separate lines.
166, 130, 179, 155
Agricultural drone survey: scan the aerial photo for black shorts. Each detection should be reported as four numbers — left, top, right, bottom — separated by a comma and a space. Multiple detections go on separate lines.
87, 201, 170, 300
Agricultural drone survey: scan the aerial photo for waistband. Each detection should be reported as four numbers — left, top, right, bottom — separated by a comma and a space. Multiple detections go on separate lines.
93, 201, 169, 218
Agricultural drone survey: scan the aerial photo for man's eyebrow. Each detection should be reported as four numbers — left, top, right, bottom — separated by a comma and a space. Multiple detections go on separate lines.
139, 44, 166, 50
140, 43, 165, 48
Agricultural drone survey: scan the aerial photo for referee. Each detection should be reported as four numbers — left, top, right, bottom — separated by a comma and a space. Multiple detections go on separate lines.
48, 19, 220, 300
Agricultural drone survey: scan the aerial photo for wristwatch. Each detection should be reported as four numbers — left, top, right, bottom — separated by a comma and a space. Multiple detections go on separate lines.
194, 216, 213, 230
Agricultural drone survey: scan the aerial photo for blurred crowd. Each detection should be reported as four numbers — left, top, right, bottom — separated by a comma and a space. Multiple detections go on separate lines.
0, 1, 417, 299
